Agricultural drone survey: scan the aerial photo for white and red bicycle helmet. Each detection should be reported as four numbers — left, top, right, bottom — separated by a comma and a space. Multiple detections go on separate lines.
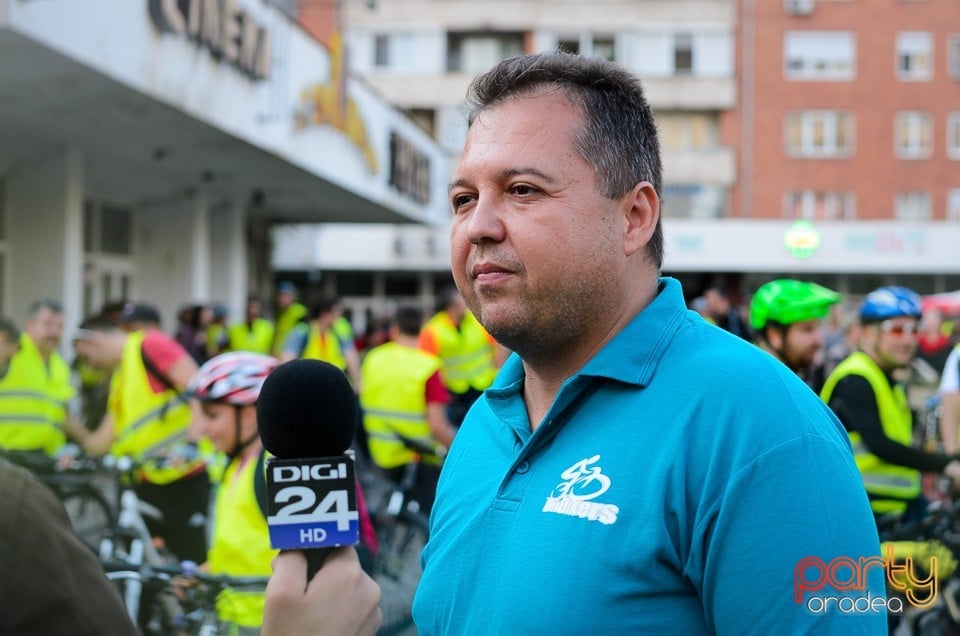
187, 351, 278, 406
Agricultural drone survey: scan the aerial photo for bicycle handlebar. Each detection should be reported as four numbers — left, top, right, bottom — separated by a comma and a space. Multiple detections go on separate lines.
394, 433, 445, 461
101, 559, 269, 590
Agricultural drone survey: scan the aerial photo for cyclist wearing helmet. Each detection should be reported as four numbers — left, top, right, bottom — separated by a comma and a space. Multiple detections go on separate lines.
749, 279, 840, 388
187, 351, 279, 634
822, 286, 960, 521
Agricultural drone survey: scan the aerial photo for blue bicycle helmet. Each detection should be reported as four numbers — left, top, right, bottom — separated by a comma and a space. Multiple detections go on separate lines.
859, 286, 923, 323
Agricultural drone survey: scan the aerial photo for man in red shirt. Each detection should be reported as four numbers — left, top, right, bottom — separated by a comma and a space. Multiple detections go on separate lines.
73, 304, 209, 562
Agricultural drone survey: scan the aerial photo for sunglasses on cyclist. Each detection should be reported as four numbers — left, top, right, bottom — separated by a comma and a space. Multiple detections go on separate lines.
879, 320, 919, 336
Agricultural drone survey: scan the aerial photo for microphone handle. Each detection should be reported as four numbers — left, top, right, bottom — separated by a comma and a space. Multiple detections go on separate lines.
306, 547, 333, 581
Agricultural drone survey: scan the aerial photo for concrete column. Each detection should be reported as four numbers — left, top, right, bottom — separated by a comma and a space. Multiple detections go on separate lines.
5, 148, 85, 345
209, 199, 247, 318
135, 191, 211, 329
190, 193, 211, 302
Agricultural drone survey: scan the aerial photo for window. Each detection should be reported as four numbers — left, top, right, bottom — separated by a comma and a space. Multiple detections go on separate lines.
784, 31, 855, 80
558, 38, 580, 55
948, 111, 960, 159
948, 189, 960, 221
656, 113, 718, 150
784, 191, 856, 220
84, 200, 133, 256
661, 184, 727, 219
896, 32, 933, 80
556, 35, 615, 61
593, 37, 615, 62
674, 34, 693, 73
785, 111, 854, 157
630, 31, 732, 77
895, 192, 931, 220
894, 111, 933, 159
950, 35, 960, 79
374, 35, 389, 67
447, 32, 524, 73
370, 33, 420, 72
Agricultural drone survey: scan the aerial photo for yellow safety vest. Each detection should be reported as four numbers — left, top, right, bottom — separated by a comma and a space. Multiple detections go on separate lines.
207, 451, 275, 628
421, 311, 497, 394
302, 326, 348, 371
272, 303, 307, 357
821, 351, 921, 514
108, 331, 202, 484
334, 316, 354, 344
227, 319, 275, 354
0, 334, 74, 454
361, 342, 442, 469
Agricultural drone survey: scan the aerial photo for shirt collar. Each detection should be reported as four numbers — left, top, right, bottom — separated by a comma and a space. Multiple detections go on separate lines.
491, 277, 689, 395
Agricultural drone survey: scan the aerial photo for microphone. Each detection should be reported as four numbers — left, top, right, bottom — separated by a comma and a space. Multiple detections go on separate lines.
256, 358, 361, 579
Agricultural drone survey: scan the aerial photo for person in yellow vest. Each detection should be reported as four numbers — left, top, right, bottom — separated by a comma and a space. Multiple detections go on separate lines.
0, 299, 81, 455
271, 281, 308, 358
0, 318, 20, 372
205, 303, 230, 360
418, 286, 507, 427
72, 306, 210, 563
280, 295, 362, 389
361, 304, 455, 514
822, 286, 960, 522
228, 295, 276, 354
185, 351, 279, 635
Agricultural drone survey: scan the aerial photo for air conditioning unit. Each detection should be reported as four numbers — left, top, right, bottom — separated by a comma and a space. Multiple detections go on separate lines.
784, 0, 814, 16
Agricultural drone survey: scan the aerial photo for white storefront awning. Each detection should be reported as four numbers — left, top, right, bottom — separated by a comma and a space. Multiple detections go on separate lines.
0, 0, 451, 225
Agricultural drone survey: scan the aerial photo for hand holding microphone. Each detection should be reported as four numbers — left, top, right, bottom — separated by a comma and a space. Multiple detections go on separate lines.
262, 548, 381, 636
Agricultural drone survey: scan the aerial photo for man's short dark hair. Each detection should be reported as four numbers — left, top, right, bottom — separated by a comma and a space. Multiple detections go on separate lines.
311, 295, 341, 320
437, 286, 462, 313
78, 313, 120, 333
119, 302, 161, 326
394, 304, 425, 337
465, 51, 664, 269
0, 316, 21, 343
27, 298, 63, 318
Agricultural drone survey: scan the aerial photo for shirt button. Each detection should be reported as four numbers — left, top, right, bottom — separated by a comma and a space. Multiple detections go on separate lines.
516, 461, 530, 474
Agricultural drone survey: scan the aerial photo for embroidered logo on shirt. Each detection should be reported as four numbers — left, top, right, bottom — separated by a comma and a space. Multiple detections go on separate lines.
542, 454, 619, 525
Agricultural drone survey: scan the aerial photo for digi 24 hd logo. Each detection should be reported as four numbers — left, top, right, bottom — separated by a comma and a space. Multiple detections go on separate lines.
265, 457, 360, 550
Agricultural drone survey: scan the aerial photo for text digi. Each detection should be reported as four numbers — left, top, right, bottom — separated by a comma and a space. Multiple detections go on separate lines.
265, 455, 360, 550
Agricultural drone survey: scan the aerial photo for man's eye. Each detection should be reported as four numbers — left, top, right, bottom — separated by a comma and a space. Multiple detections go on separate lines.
452, 194, 474, 209
512, 185, 535, 196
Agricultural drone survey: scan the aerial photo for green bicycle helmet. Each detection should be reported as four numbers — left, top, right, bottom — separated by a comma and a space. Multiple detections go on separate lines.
749, 279, 841, 331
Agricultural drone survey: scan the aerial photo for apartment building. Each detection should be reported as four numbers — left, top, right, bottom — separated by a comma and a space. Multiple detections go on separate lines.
730, 0, 960, 224
282, 0, 959, 322
342, 0, 737, 220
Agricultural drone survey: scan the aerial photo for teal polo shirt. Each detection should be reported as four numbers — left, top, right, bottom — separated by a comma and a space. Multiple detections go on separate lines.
413, 278, 886, 635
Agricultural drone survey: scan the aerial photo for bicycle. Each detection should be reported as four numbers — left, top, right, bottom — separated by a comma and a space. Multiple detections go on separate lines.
0, 447, 114, 551
366, 434, 441, 636
878, 487, 960, 635
101, 559, 268, 636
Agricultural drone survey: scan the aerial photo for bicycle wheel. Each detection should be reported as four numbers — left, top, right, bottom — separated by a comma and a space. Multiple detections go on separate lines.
374, 512, 429, 636
60, 488, 113, 552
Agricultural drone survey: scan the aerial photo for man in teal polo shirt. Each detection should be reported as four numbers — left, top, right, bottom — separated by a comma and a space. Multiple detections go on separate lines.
412, 52, 885, 634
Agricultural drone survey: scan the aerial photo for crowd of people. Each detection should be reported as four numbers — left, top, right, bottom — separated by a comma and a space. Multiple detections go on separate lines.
3, 50, 960, 634
0, 279, 505, 633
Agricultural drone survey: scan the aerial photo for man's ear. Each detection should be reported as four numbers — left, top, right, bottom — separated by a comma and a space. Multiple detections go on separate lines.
766, 326, 784, 351
622, 181, 659, 257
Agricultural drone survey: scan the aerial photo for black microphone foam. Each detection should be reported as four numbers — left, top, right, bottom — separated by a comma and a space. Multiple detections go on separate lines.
256, 358, 358, 459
